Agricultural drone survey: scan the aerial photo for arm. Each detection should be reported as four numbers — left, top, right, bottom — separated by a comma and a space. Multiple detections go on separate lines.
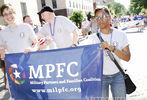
110, 45, 131, 61
24, 24, 39, 53
36, 33, 52, 50
24, 38, 39, 53
100, 42, 131, 62
71, 29, 79, 47
0, 48, 5, 60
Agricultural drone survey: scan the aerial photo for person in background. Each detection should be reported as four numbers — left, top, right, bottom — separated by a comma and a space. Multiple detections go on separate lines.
23, 15, 49, 50
81, 17, 90, 36
37, 6, 79, 50
112, 16, 120, 29
23, 15, 41, 33
89, 16, 98, 34
85, 16, 98, 35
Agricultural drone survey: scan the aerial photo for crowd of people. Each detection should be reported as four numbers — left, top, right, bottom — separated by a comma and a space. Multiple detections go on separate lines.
0, 3, 133, 100
81, 13, 147, 36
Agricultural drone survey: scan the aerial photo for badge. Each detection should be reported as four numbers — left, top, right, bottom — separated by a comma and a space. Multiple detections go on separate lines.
20, 32, 25, 38
113, 41, 118, 47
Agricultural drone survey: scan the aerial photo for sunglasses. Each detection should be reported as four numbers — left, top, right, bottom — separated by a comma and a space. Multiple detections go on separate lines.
95, 14, 109, 21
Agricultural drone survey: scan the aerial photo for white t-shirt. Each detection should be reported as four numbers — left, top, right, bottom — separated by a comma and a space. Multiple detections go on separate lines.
0, 24, 37, 54
39, 16, 77, 49
79, 28, 129, 75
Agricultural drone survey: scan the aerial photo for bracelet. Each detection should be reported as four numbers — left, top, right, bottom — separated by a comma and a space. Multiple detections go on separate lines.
112, 46, 116, 52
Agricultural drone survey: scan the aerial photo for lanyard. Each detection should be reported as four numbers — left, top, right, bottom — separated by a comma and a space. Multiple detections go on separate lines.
49, 17, 56, 36
98, 29, 113, 45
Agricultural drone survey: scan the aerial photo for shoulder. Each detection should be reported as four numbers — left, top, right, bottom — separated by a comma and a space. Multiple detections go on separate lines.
56, 16, 67, 19
18, 23, 32, 29
0, 27, 9, 35
41, 22, 49, 29
113, 28, 126, 36
56, 16, 70, 22
19, 23, 29, 27
112, 28, 128, 41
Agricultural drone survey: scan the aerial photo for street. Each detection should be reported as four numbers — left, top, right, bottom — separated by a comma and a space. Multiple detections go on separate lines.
124, 27, 147, 99
0, 27, 147, 100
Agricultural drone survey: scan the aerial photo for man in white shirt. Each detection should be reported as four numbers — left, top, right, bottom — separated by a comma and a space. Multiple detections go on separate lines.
37, 6, 79, 50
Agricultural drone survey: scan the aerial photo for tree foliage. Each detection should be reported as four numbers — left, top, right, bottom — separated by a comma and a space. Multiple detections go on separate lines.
132, 0, 147, 9
130, 0, 147, 14
107, 2, 127, 17
69, 11, 84, 27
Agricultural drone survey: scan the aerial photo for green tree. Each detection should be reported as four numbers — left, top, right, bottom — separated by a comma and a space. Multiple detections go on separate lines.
132, 0, 147, 9
129, 5, 142, 15
69, 11, 84, 28
130, 0, 147, 14
130, 0, 142, 14
107, 2, 127, 17
87, 12, 92, 21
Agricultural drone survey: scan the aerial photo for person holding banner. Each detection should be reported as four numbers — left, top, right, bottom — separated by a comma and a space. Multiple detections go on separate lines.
81, 7, 131, 100
0, 4, 38, 89
0, 4, 38, 57
37, 6, 79, 49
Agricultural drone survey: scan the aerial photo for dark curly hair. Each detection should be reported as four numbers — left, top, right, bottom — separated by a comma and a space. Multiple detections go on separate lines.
94, 7, 110, 16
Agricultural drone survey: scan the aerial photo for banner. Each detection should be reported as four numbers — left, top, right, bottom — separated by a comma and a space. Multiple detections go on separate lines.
5, 44, 103, 100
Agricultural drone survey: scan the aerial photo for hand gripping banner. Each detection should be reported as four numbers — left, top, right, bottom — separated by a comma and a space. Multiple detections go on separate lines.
5, 44, 103, 100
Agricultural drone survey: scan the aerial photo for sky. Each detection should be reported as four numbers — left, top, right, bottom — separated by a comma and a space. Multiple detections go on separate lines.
114, 0, 130, 9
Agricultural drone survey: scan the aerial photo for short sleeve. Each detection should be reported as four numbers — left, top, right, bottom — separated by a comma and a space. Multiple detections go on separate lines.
61, 16, 77, 33
120, 32, 129, 49
39, 23, 49, 36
